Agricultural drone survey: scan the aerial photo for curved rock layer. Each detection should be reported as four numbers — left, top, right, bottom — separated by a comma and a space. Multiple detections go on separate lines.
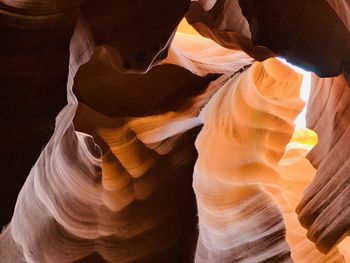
1, 2, 350, 262
187, 0, 350, 83
0, 0, 78, 227
8, 101, 203, 262
0, 0, 190, 227
193, 58, 304, 262
186, 0, 274, 62
80, 0, 189, 73
277, 142, 350, 262
1, 71, 210, 262
0, 30, 254, 262
297, 74, 350, 253
192, 56, 350, 262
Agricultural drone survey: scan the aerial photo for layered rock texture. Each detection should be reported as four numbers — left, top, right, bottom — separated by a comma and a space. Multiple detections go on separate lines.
1, 0, 350, 262
193, 59, 304, 262
297, 74, 350, 254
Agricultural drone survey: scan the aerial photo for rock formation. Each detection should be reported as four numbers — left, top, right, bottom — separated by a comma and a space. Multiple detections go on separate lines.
193, 59, 304, 262
1, 0, 350, 262
297, 74, 350, 254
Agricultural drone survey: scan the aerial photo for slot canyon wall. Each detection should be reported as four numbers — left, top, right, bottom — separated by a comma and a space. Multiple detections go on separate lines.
0, 0, 350, 262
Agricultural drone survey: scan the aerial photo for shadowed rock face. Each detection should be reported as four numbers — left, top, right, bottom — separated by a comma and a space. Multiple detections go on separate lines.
0, 44, 223, 261
1, 0, 350, 262
185, 1, 274, 62
296, 74, 350, 254
0, 1, 78, 227
73, 52, 219, 117
186, 0, 350, 84
238, 0, 350, 80
80, 0, 189, 73
0, 0, 189, 227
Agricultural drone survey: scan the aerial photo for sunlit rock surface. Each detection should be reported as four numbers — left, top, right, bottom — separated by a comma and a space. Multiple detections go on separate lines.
193, 59, 304, 262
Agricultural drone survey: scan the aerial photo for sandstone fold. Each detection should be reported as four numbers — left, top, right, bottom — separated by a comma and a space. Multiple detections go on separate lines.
80, 0, 190, 73
193, 58, 304, 262
276, 141, 350, 262
1, 70, 208, 262
2, 2, 350, 260
0, 0, 80, 227
187, 0, 350, 84
296, 74, 350, 254
0, 30, 255, 262
238, 0, 350, 83
186, 0, 274, 61
0, 0, 191, 227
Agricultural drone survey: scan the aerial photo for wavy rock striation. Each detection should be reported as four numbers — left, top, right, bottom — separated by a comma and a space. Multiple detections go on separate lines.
277, 142, 350, 262
0, 29, 254, 262
187, 0, 350, 84
1, 1, 350, 261
297, 74, 350, 254
193, 58, 304, 262
0, 0, 190, 227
